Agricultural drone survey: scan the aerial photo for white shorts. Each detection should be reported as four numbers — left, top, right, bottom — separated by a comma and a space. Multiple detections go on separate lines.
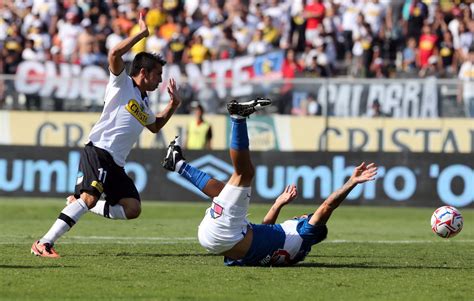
198, 184, 251, 254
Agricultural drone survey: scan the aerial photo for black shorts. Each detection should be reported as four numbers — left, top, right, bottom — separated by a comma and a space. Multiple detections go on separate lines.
74, 142, 140, 205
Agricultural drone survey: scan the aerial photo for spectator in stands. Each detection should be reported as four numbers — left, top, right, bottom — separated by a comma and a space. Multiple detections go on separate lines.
106, 23, 129, 61
279, 48, 303, 114
77, 18, 96, 65
32, 0, 59, 32
303, 0, 325, 43
115, 5, 134, 34
362, 0, 386, 36
287, 0, 306, 52
145, 2, 167, 30
17, 42, 42, 110
341, 0, 362, 62
217, 27, 243, 59
247, 28, 272, 56
27, 20, 50, 61
226, 7, 259, 51
184, 35, 211, 65
201, 0, 225, 25
360, 22, 375, 78
419, 55, 440, 78
22, 38, 44, 61
261, 15, 280, 47
370, 50, 386, 78
57, 11, 82, 63
185, 102, 213, 150
160, 14, 179, 42
458, 21, 473, 61
402, 37, 418, 73
458, 47, 474, 117
2, 22, 23, 109
301, 93, 322, 116
194, 16, 222, 58
94, 14, 113, 55
417, 23, 438, 70
146, 25, 168, 57
438, 30, 457, 76
404, 0, 429, 41
166, 22, 188, 64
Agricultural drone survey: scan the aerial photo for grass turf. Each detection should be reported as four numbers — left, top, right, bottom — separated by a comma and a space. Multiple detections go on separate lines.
0, 198, 473, 301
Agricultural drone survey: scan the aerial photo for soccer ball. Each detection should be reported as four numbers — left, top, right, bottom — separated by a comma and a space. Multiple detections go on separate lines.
430, 206, 463, 238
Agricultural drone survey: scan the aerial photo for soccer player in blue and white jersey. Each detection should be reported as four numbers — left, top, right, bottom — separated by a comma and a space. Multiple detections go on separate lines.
31, 13, 181, 258
162, 99, 377, 266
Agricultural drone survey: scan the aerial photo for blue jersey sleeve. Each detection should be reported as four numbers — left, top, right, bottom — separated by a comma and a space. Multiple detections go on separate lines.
229, 223, 286, 267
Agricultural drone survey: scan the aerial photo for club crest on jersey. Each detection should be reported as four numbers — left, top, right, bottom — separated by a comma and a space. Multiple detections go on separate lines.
210, 202, 223, 219
91, 180, 104, 193
126, 99, 148, 126
269, 249, 291, 266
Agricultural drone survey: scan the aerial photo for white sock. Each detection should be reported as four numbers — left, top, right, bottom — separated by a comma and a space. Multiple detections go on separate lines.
89, 200, 127, 219
175, 160, 184, 172
40, 199, 88, 245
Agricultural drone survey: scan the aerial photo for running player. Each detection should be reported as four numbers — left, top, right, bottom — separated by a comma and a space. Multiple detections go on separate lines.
31, 13, 181, 258
162, 99, 377, 266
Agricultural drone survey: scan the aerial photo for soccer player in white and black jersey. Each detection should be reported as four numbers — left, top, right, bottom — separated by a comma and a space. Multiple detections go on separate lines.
31, 13, 182, 258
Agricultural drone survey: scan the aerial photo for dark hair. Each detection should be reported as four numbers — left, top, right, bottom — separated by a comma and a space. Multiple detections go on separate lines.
130, 52, 167, 76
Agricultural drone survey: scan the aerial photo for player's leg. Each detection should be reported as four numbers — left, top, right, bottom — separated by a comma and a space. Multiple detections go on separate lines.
66, 195, 131, 219
98, 159, 144, 219
197, 98, 272, 256
162, 136, 225, 198
68, 145, 134, 220
226, 98, 271, 186
31, 145, 103, 257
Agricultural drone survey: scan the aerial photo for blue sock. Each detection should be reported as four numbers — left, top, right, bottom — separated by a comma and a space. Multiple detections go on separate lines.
230, 118, 249, 150
178, 162, 211, 190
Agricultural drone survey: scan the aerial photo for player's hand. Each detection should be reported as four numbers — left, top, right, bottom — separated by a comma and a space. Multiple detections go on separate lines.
351, 162, 377, 184
138, 12, 149, 37
167, 78, 182, 109
275, 185, 298, 207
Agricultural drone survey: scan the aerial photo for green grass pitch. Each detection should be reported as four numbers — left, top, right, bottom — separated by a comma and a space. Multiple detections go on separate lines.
0, 198, 473, 301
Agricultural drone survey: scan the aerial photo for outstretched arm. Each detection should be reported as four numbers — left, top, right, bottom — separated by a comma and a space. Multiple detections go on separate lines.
262, 185, 298, 225
309, 162, 377, 225
108, 12, 149, 75
146, 78, 182, 133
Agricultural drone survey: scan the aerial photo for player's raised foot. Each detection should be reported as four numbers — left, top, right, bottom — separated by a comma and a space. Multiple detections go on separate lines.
162, 136, 185, 171
31, 241, 60, 258
227, 98, 272, 118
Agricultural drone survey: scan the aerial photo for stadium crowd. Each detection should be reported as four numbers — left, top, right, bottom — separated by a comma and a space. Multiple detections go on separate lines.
0, 0, 473, 111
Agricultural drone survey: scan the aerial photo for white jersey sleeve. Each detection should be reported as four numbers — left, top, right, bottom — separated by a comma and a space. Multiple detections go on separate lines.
88, 69, 157, 166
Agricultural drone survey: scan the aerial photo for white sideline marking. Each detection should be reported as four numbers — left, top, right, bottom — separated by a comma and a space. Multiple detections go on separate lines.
1, 236, 473, 245
72, 236, 196, 241
328, 239, 474, 244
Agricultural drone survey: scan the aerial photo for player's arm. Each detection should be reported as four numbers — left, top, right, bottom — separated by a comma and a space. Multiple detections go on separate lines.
309, 162, 377, 225
108, 12, 149, 75
262, 185, 298, 225
146, 78, 181, 133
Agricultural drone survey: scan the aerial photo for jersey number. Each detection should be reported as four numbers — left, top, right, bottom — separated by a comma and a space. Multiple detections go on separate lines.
98, 168, 108, 183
